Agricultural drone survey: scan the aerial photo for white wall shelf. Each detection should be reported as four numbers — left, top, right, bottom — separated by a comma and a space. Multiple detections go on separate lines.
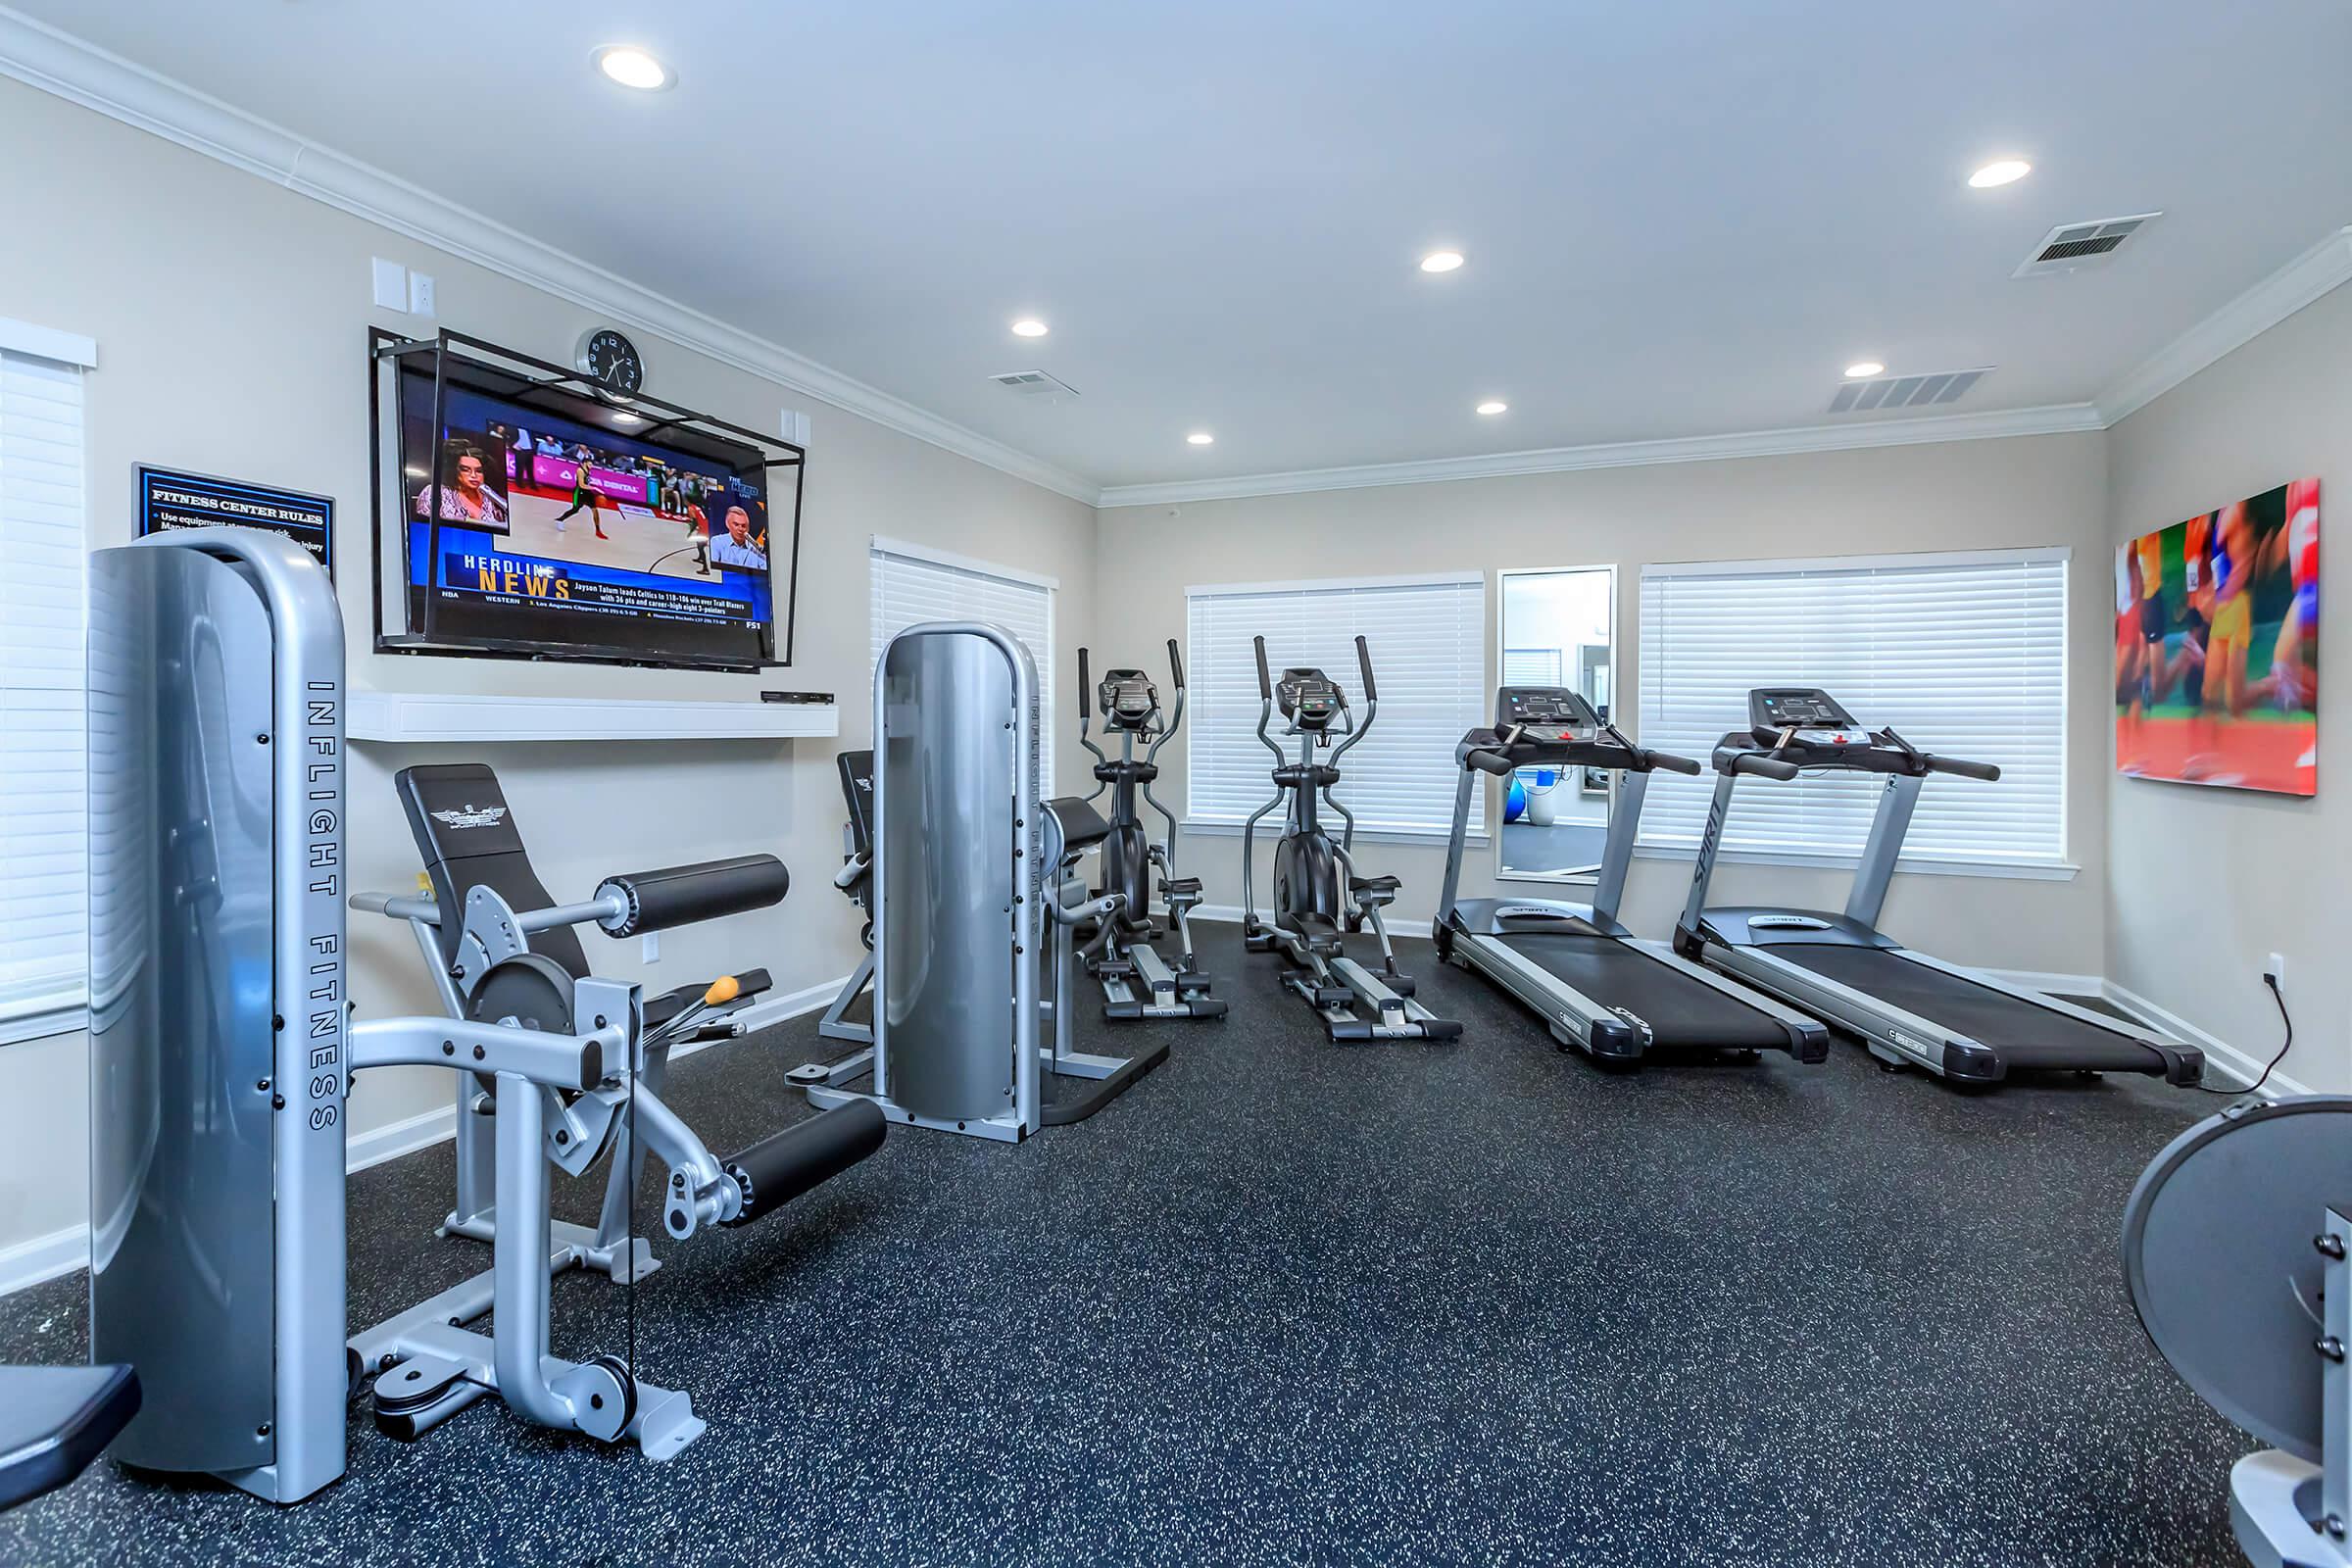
348, 692, 839, 744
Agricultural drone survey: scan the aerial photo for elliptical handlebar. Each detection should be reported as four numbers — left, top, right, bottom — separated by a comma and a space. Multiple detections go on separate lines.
1076, 646, 1110, 788
1328, 637, 1378, 763
1253, 635, 1272, 702
1166, 637, 1185, 693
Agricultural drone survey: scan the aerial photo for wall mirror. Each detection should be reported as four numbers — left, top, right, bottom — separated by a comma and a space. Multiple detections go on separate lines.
1496, 565, 1616, 883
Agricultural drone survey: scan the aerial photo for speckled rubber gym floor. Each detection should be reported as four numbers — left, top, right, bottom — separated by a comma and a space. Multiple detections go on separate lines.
0, 930, 2244, 1566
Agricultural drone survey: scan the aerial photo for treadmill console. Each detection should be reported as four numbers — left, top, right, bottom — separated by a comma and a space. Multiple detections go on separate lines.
1277, 667, 1345, 730
1097, 668, 1158, 731
1749, 687, 1870, 751
1496, 686, 1601, 745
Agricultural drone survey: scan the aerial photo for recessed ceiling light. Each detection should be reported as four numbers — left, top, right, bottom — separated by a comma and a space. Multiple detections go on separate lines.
594, 45, 674, 91
1968, 159, 2032, 189
612, 411, 643, 424
1476, 400, 1508, 416
1420, 250, 1465, 273
1186, 432, 1214, 446
1010, 318, 1050, 338
1844, 361, 1886, 379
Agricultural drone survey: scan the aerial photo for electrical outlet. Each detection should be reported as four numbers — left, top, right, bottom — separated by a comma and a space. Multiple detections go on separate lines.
2264, 952, 2285, 987
641, 931, 660, 964
408, 271, 437, 317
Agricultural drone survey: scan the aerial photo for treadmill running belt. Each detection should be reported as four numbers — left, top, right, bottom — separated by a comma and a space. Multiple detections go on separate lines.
1502, 935, 1793, 1049
1776, 946, 2164, 1073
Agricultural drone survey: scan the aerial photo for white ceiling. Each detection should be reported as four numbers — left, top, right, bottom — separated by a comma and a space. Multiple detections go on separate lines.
19, 0, 2352, 489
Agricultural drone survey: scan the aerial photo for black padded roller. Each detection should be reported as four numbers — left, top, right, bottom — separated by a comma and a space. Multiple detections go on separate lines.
596, 855, 789, 936
722, 1100, 886, 1226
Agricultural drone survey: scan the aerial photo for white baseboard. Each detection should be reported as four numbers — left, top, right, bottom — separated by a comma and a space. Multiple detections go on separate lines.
0, 972, 855, 1298
1979, 968, 2106, 999
2100, 981, 2311, 1100
0, 1225, 89, 1297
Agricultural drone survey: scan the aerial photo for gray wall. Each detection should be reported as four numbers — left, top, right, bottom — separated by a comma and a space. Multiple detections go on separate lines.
2104, 283, 2351, 1094
1097, 431, 2119, 974
0, 78, 1096, 1255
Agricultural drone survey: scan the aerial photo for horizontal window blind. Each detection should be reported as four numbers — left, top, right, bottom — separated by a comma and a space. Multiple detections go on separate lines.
870, 539, 1055, 788
1501, 646, 1564, 685
0, 349, 89, 1032
1638, 550, 2068, 865
1186, 574, 1485, 835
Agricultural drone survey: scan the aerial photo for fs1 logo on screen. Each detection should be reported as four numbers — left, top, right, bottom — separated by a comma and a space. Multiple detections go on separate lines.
454, 551, 571, 600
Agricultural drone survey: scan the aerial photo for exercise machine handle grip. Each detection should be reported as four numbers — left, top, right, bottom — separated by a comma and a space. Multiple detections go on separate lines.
1354, 635, 1377, 702
1719, 751, 1801, 782
1467, 749, 1517, 777
1078, 646, 1090, 698
721, 1100, 886, 1227
1165, 637, 1184, 692
595, 856, 789, 936
1926, 754, 2002, 782
1642, 749, 1703, 776
1253, 635, 1272, 701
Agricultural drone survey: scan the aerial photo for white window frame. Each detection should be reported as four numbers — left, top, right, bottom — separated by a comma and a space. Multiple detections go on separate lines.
1495, 562, 1618, 886
0, 316, 99, 1045
1182, 569, 1488, 846
868, 534, 1057, 788
1635, 546, 2076, 883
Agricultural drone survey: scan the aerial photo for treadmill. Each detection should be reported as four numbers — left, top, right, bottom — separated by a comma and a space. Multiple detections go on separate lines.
1436, 686, 1830, 1066
1674, 687, 2204, 1088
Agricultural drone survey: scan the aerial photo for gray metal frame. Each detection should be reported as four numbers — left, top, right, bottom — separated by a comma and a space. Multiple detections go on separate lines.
1241, 657, 1451, 1041
1075, 653, 1212, 1018
798, 621, 1138, 1139
1678, 749, 2186, 1081
96, 528, 773, 1501
1439, 753, 1819, 1058
2226, 1202, 2350, 1567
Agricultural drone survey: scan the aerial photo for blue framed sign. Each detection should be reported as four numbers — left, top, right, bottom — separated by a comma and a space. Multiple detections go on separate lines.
138, 465, 334, 578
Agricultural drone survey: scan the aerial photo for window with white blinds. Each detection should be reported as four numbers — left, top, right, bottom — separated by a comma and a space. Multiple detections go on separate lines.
869, 537, 1056, 788
1185, 573, 1486, 836
1637, 549, 2070, 867
0, 344, 91, 1040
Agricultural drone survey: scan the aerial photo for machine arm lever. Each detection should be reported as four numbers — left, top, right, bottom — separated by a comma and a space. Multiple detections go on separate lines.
1466, 749, 1518, 776
1165, 637, 1184, 692
1642, 749, 1704, 776
1353, 635, 1377, 702
1253, 635, 1272, 701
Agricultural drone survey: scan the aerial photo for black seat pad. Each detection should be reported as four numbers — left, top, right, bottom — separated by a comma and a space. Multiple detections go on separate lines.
0, 1364, 139, 1510
1162, 877, 1202, 897
1349, 875, 1401, 895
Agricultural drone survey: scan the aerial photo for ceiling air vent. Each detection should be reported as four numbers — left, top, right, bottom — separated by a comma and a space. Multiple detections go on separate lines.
1828, 367, 1991, 415
989, 368, 1080, 398
2014, 212, 2162, 277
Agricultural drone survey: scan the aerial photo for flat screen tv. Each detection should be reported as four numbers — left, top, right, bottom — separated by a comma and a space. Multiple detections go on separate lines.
375, 335, 801, 670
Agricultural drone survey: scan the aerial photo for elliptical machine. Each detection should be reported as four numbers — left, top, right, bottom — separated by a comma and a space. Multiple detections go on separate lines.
1075, 642, 1226, 1021
1242, 635, 1459, 1043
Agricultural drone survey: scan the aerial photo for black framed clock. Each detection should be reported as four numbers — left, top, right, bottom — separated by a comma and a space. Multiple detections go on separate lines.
574, 326, 644, 396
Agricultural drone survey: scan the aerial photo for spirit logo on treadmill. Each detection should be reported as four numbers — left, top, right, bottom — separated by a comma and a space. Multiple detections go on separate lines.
430, 805, 509, 830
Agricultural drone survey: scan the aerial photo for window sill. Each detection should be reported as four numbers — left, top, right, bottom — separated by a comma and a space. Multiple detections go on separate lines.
1183, 819, 1489, 851
1633, 844, 2080, 883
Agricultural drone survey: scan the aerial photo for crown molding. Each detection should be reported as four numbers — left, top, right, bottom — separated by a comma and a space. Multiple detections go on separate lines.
1095, 403, 2106, 509
2095, 225, 2352, 426
0, 7, 1101, 505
